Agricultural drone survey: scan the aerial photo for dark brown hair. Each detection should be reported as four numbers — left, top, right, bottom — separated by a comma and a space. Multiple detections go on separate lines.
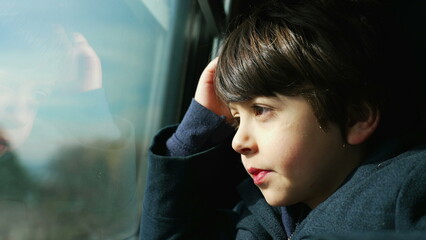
215, 0, 425, 144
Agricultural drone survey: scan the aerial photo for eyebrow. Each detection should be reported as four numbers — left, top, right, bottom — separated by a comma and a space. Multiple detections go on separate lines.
227, 102, 248, 114
227, 96, 275, 110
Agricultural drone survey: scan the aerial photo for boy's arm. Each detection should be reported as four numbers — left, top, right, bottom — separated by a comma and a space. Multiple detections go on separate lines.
39, 89, 120, 142
165, 57, 235, 157
37, 31, 121, 144
140, 59, 246, 239
165, 99, 234, 156
140, 102, 244, 239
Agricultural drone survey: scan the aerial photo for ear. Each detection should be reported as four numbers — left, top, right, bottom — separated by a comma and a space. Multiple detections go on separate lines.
346, 105, 380, 145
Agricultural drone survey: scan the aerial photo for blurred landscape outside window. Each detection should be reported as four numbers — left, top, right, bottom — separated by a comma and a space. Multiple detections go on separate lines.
0, 0, 191, 239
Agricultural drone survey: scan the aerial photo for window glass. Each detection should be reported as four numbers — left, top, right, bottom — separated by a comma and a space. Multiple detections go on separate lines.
0, 0, 191, 239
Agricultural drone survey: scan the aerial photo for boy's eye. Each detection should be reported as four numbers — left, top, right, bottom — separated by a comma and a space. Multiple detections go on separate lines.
252, 105, 270, 116
32, 88, 50, 103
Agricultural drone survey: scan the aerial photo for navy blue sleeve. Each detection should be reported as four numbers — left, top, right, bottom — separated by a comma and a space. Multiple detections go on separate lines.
166, 99, 235, 156
140, 127, 245, 240
140, 99, 248, 240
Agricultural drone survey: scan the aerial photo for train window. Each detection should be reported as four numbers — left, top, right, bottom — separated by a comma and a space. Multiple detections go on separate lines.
0, 0, 199, 239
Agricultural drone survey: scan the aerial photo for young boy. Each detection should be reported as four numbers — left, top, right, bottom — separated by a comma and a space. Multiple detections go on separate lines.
140, 0, 426, 239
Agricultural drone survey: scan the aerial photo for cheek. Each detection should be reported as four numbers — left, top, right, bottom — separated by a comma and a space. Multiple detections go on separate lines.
263, 131, 307, 169
270, 125, 329, 175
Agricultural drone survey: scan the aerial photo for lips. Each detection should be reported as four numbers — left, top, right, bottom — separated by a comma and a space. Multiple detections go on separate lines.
248, 168, 271, 185
0, 138, 9, 156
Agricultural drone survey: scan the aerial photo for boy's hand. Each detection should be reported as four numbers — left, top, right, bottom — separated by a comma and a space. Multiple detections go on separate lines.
72, 32, 102, 92
194, 58, 232, 120
53, 26, 102, 94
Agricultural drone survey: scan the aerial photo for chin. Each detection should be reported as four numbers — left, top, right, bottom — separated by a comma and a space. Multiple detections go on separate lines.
266, 200, 284, 207
262, 191, 291, 207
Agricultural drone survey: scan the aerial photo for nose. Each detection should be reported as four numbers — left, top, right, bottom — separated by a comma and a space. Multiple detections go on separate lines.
232, 123, 258, 155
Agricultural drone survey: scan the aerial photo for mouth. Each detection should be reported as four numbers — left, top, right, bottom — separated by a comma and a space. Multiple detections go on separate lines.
247, 167, 272, 185
0, 138, 9, 155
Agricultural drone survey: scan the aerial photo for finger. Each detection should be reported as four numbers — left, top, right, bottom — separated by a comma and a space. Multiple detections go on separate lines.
72, 32, 89, 45
200, 57, 218, 84
72, 32, 103, 91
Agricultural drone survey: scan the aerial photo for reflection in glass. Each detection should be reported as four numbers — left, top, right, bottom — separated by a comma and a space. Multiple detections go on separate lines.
0, 0, 190, 239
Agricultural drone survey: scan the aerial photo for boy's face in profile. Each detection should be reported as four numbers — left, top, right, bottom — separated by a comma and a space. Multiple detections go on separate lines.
229, 94, 360, 208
